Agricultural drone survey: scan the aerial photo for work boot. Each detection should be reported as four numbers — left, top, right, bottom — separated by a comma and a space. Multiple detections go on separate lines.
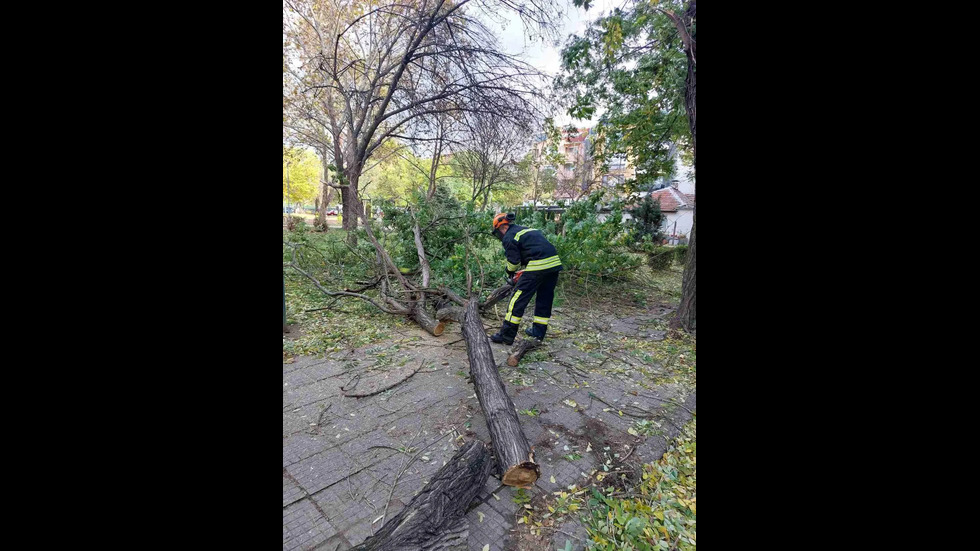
490, 321, 519, 345
525, 323, 547, 341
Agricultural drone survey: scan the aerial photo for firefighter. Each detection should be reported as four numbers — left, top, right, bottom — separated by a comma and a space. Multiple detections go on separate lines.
488, 212, 562, 345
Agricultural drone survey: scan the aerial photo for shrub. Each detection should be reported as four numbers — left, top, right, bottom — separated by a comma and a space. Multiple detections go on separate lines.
674, 245, 688, 266
627, 194, 666, 245
286, 217, 307, 233
647, 247, 673, 270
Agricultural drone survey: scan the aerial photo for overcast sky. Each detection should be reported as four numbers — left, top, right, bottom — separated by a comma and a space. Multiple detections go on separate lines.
481, 0, 624, 127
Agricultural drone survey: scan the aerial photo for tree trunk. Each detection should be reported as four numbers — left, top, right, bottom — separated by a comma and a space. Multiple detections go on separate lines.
413, 223, 432, 289
674, 205, 695, 331
436, 305, 465, 323
427, 130, 444, 201
671, 0, 695, 332
411, 303, 445, 336
352, 440, 492, 551
341, 184, 361, 232
460, 298, 540, 487
438, 284, 511, 322
507, 338, 542, 367
316, 148, 331, 228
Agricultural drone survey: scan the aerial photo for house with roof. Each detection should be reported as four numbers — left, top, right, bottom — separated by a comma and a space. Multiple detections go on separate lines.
596, 183, 695, 242
645, 186, 695, 241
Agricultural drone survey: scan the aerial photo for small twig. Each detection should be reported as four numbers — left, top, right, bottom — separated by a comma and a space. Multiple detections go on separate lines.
538, 526, 585, 542
635, 393, 695, 415
538, 367, 568, 390
589, 392, 656, 419
308, 404, 333, 435
377, 403, 408, 417
367, 445, 411, 455
621, 445, 636, 462
340, 374, 360, 392
377, 423, 424, 532
377, 426, 454, 530
343, 362, 425, 398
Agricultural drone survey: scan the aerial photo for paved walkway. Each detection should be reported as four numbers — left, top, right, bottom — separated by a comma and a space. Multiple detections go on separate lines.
284, 311, 695, 551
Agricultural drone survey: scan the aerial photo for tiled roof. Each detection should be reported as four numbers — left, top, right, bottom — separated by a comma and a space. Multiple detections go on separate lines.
647, 188, 694, 212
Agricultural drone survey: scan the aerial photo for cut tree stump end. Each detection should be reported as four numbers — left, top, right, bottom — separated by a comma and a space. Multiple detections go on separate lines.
502, 460, 541, 488
507, 338, 542, 366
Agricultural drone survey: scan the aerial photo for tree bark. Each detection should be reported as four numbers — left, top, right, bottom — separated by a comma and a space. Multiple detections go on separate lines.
411, 304, 445, 336
341, 183, 362, 232
507, 338, 542, 367
460, 298, 540, 487
436, 305, 465, 323
479, 284, 514, 312
674, 204, 695, 330
316, 147, 331, 228
670, 0, 696, 332
413, 222, 432, 289
438, 284, 511, 323
352, 440, 492, 551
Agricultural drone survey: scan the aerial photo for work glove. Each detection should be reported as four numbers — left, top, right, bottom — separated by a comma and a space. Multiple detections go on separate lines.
506, 277, 516, 286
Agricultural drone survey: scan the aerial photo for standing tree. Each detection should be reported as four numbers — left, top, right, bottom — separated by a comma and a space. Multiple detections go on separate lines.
628, 194, 666, 244
283, 147, 321, 208
558, 0, 695, 331
520, 118, 563, 205
450, 110, 530, 210
284, 0, 559, 234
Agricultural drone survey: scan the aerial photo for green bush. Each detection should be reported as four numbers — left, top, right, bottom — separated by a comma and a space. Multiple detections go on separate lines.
529, 192, 642, 278
376, 186, 502, 292
647, 247, 673, 270
627, 194, 666, 245
674, 245, 688, 266
286, 217, 307, 232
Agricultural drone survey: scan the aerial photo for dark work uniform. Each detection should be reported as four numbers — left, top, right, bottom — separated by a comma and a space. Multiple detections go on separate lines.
498, 224, 563, 340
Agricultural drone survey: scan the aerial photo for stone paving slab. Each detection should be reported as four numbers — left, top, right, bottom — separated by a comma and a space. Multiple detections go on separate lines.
284, 321, 695, 551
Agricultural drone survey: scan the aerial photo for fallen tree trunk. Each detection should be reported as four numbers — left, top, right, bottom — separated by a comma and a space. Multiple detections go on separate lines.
460, 298, 540, 488
411, 304, 445, 336
436, 305, 465, 323
437, 283, 510, 324
507, 338, 542, 367
352, 440, 492, 551
479, 284, 514, 312
440, 283, 512, 312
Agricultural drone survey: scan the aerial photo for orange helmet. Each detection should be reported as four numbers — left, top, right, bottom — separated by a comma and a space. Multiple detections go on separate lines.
491, 213, 514, 238
492, 213, 509, 231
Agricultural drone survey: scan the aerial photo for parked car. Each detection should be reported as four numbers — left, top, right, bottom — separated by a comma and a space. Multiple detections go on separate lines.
325, 206, 340, 216
283, 207, 295, 213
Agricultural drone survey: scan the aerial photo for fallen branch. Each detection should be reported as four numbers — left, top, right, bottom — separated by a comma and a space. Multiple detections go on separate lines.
287, 261, 408, 315
436, 305, 465, 323
343, 362, 425, 398
440, 286, 466, 306
479, 283, 514, 311
410, 304, 446, 336
507, 338, 543, 367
